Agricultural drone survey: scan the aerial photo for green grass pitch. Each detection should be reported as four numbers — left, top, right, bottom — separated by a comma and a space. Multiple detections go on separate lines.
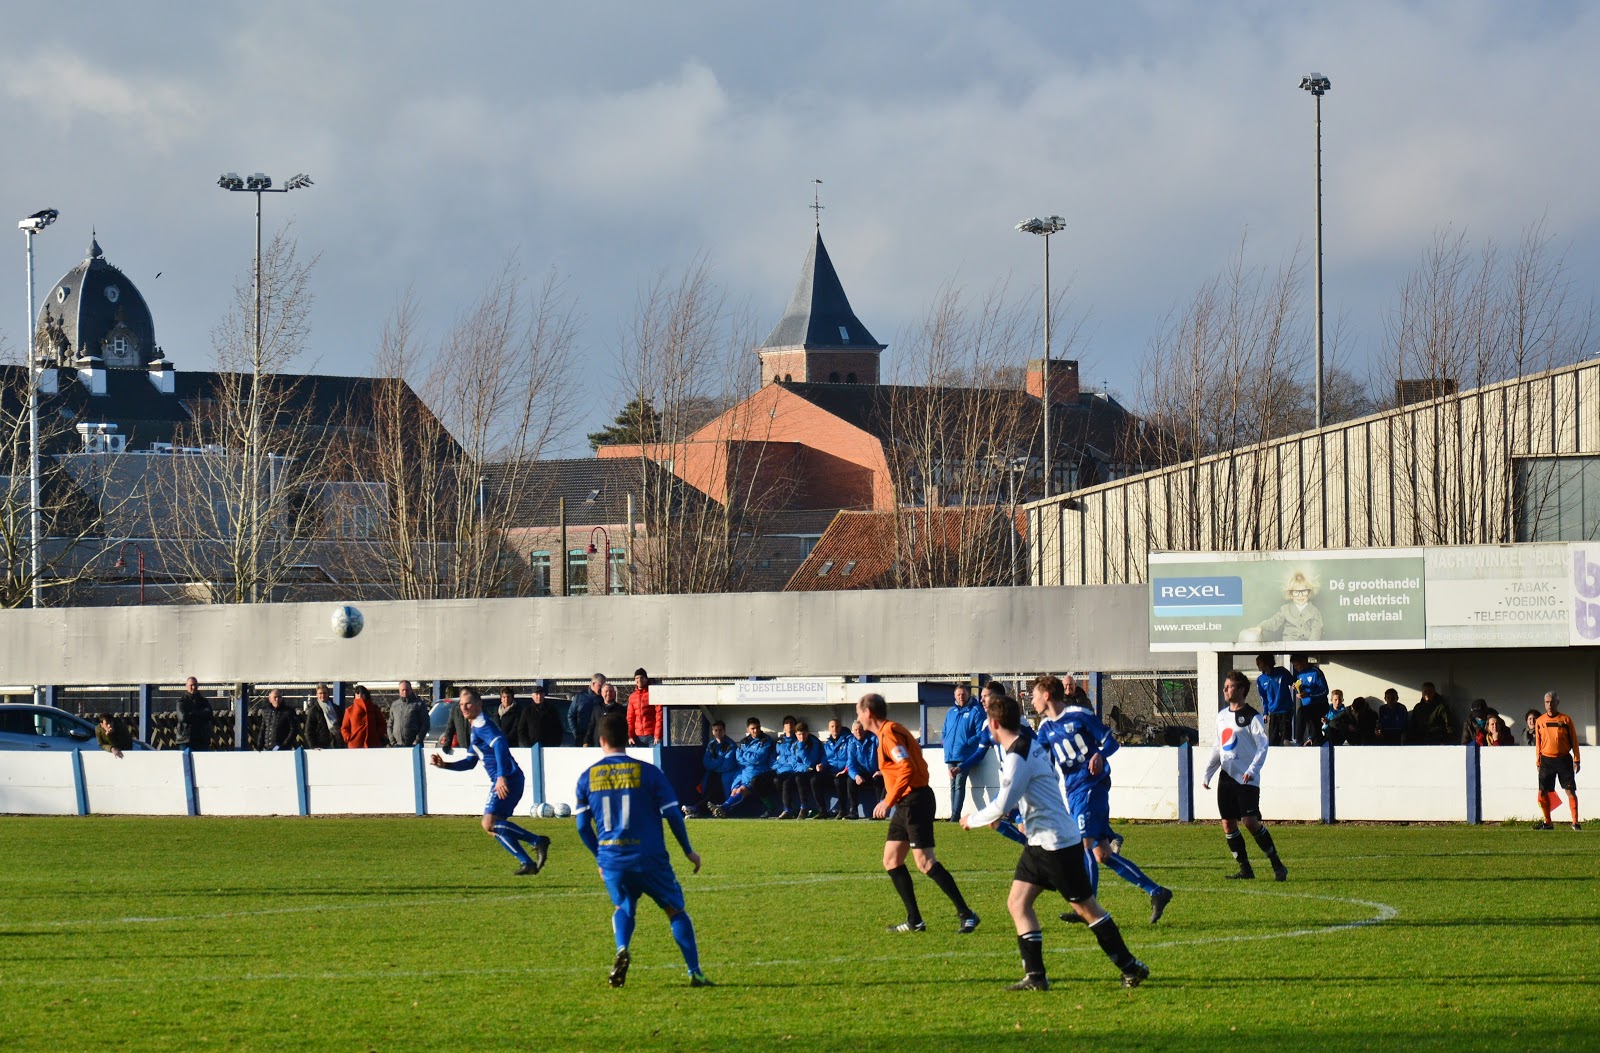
1, 816, 1596, 1052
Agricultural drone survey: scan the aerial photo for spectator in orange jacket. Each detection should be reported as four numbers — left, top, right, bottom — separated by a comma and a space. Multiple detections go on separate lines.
341, 685, 386, 749
627, 668, 662, 746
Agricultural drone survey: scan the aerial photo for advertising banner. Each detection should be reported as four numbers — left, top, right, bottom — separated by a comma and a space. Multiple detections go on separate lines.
1569, 543, 1600, 646
1148, 550, 1426, 651
1425, 545, 1567, 648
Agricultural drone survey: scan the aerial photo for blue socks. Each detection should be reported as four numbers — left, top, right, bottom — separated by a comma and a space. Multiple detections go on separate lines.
612, 902, 638, 951
1104, 852, 1161, 895
491, 820, 545, 864
669, 910, 701, 974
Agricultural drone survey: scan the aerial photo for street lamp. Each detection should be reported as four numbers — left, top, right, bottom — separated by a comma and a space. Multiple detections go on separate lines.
115, 542, 146, 605
216, 172, 312, 601
586, 526, 613, 596
1016, 214, 1065, 499
18, 207, 58, 609
1299, 73, 1331, 429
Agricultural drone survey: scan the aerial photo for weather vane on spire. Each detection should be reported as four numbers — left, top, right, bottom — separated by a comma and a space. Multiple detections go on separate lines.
811, 179, 824, 229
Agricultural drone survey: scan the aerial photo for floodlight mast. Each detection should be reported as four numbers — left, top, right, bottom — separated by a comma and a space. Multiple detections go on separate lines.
1300, 73, 1331, 428
1015, 214, 1066, 499
18, 208, 58, 609
216, 171, 312, 601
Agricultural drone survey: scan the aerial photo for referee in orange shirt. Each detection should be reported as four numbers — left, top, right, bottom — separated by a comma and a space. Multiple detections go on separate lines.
1534, 691, 1581, 831
857, 693, 980, 934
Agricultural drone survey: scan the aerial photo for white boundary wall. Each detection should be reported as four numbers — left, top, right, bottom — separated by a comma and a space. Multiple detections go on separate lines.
0, 745, 1575, 823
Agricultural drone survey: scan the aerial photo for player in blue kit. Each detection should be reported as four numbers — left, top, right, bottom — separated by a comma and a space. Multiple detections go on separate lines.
1033, 675, 1174, 925
576, 711, 712, 989
429, 686, 550, 876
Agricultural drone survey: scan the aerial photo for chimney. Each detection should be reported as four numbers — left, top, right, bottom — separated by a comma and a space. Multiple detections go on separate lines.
1025, 358, 1079, 406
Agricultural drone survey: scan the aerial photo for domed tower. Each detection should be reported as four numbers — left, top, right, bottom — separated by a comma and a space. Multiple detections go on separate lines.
34, 235, 167, 374
757, 230, 886, 385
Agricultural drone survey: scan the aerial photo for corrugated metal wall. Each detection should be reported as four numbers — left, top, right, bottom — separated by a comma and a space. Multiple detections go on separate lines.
1030, 360, 1600, 585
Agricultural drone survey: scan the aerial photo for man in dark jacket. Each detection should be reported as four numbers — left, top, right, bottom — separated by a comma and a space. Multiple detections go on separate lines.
567, 674, 606, 747
496, 687, 537, 748
1410, 683, 1454, 745
528, 683, 565, 748
257, 689, 298, 751
175, 676, 214, 752
686, 719, 738, 817
585, 684, 627, 749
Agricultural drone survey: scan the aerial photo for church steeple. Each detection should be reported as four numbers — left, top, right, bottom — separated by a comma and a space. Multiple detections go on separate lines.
757, 229, 886, 386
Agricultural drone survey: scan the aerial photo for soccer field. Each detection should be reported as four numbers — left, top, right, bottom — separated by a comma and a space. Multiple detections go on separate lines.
1, 816, 1595, 1052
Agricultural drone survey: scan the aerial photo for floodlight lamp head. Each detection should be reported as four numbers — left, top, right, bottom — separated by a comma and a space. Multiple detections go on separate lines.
1300, 73, 1331, 96
218, 173, 245, 190
283, 173, 313, 190
17, 208, 58, 233
245, 173, 272, 191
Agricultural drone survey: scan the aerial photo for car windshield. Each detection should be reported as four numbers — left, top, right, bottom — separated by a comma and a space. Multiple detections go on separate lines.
37, 710, 94, 738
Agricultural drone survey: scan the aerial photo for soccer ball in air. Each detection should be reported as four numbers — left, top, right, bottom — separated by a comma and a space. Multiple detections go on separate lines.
331, 605, 364, 639
536, 802, 557, 819
555, 803, 573, 819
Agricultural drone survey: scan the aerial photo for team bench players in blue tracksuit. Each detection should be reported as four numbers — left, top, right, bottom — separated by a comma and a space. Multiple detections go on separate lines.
576, 711, 712, 988
429, 687, 551, 875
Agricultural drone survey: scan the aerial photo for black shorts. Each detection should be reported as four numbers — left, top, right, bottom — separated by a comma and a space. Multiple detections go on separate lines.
1539, 755, 1578, 794
1217, 772, 1262, 821
886, 785, 937, 848
1013, 844, 1093, 902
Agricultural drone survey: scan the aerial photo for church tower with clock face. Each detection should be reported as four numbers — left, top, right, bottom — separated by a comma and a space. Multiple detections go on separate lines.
34, 235, 168, 378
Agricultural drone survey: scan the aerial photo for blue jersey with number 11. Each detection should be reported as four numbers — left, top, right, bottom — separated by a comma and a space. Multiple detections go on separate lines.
1036, 705, 1119, 796
575, 756, 680, 871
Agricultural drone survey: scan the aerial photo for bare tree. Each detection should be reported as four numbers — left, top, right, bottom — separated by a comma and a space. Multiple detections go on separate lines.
1379, 222, 1594, 544
353, 261, 579, 599
880, 281, 1037, 587
153, 231, 324, 603
1132, 239, 1327, 552
607, 258, 789, 594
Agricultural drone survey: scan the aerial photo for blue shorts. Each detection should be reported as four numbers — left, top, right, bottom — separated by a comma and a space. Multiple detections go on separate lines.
1067, 784, 1116, 843
484, 769, 526, 819
602, 864, 686, 914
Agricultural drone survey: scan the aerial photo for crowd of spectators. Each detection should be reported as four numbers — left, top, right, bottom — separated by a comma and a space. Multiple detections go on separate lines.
1251, 654, 1537, 748
694, 714, 885, 819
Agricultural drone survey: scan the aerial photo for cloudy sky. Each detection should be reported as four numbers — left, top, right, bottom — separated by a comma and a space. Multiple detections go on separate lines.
1, 1, 1595, 454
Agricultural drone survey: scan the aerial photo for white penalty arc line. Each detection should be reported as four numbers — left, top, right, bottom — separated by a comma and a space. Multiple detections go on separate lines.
0, 883, 1396, 987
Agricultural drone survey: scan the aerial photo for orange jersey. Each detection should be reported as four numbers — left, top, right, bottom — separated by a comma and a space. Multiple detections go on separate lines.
876, 721, 928, 806
1535, 713, 1580, 763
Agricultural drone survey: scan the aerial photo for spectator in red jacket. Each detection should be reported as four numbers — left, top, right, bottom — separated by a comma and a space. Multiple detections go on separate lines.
341, 685, 386, 749
627, 668, 662, 746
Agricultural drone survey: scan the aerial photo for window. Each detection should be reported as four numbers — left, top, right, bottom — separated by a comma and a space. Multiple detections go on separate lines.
838, 326, 850, 342
609, 547, 627, 595
828, 371, 841, 383
818, 560, 834, 577
846, 372, 857, 384
530, 551, 551, 597
567, 548, 588, 595
1516, 456, 1600, 541
841, 561, 857, 577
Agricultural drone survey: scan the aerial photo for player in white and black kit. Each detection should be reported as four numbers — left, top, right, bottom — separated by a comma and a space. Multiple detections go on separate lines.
961, 692, 1149, 991
1202, 671, 1289, 881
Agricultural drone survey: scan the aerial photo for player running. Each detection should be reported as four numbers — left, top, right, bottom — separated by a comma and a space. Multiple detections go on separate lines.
1032, 675, 1174, 924
429, 686, 550, 876
962, 691, 1150, 991
576, 712, 712, 988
